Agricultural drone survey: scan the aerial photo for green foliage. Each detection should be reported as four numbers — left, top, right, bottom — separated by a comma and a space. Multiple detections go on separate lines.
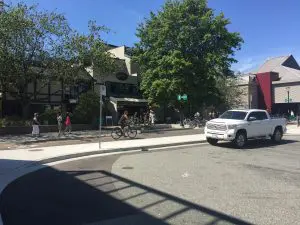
39, 108, 59, 125
73, 91, 100, 124
0, 3, 71, 102
133, 0, 243, 109
214, 77, 246, 111
0, 116, 31, 127
0, 3, 115, 114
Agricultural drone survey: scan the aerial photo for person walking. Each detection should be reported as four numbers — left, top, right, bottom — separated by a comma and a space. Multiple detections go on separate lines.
57, 112, 63, 137
194, 111, 200, 127
64, 112, 72, 134
297, 113, 300, 127
32, 113, 40, 137
149, 109, 155, 125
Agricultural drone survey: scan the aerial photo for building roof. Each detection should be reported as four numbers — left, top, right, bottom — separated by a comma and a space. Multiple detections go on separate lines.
257, 55, 290, 73
255, 54, 300, 82
272, 66, 300, 81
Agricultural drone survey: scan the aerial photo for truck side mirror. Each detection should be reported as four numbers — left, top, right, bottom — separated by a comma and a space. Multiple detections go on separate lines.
248, 117, 256, 121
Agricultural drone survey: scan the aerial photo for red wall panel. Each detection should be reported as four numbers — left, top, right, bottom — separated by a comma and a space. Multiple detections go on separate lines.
256, 72, 272, 112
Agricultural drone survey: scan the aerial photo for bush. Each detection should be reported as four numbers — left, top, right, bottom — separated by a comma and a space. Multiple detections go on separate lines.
0, 116, 31, 127
40, 108, 60, 125
73, 91, 100, 124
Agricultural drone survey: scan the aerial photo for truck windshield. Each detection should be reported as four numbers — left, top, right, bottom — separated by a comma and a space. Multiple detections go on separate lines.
219, 111, 247, 120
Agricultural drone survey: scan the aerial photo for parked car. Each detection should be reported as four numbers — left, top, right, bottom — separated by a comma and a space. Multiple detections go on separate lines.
205, 109, 287, 148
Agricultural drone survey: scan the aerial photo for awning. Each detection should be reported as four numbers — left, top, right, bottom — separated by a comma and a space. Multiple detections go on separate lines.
110, 97, 148, 104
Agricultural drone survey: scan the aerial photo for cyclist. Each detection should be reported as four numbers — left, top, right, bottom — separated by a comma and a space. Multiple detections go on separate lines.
118, 110, 129, 134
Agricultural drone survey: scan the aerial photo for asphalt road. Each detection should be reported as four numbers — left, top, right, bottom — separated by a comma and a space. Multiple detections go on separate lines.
1, 136, 300, 225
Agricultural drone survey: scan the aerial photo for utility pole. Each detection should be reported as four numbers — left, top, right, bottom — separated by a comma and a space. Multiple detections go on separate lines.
98, 83, 106, 149
286, 87, 290, 103
99, 86, 103, 149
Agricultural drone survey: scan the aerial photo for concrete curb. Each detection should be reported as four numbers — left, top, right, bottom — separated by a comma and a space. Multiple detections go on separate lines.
140, 127, 193, 133
19, 134, 110, 145
24, 139, 207, 168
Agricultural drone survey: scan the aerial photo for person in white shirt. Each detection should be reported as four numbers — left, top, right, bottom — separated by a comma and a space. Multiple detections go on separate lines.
32, 113, 40, 137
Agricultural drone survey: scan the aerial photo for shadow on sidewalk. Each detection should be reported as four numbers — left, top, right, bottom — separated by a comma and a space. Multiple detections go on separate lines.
0, 158, 253, 225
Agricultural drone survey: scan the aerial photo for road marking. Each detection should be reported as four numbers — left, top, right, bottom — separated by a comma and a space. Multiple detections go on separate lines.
181, 172, 190, 178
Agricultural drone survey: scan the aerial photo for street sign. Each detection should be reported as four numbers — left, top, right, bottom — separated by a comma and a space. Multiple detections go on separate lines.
177, 94, 188, 101
285, 98, 293, 103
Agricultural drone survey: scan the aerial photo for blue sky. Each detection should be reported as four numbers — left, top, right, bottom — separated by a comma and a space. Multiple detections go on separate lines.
7, 0, 300, 72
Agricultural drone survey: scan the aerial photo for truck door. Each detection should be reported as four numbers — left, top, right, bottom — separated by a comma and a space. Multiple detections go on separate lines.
247, 112, 263, 137
257, 111, 271, 136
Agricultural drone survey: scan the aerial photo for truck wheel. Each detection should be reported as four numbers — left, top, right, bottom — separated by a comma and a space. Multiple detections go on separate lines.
272, 127, 283, 143
234, 131, 247, 148
207, 138, 218, 146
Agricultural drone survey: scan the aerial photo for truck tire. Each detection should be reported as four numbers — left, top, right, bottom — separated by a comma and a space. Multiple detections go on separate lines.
272, 127, 283, 143
234, 131, 247, 148
207, 138, 218, 146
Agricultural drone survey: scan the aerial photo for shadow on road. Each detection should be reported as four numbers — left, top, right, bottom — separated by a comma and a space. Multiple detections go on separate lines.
0, 158, 252, 225
216, 138, 298, 150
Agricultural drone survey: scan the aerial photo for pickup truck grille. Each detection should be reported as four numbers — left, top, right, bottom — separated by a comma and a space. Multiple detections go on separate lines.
207, 123, 227, 131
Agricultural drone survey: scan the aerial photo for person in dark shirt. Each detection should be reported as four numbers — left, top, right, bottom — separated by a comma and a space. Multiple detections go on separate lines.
118, 110, 129, 132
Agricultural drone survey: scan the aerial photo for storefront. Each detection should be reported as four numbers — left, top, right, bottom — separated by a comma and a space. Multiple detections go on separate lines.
105, 97, 148, 124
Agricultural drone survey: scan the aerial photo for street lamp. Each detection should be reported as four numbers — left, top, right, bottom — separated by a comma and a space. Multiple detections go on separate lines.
286, 86, 290, 103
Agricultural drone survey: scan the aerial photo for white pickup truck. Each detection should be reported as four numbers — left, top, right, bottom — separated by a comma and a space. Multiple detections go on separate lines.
205, 109, 287, 148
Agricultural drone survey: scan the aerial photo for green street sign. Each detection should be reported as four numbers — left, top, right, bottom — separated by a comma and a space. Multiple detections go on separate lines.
285, 98, 293, 103
177, 94, 188, 101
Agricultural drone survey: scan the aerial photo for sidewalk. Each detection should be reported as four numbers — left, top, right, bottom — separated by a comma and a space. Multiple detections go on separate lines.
0, 124, 193, 145
286, 124, 300, 135
0, 134, 206, 175
0, 130, 111, 145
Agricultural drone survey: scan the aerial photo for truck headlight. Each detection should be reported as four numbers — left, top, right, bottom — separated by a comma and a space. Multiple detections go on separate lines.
227, 125, 237, 130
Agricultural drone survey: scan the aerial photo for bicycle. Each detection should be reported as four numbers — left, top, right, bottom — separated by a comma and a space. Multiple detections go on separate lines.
111, 125, 138, 140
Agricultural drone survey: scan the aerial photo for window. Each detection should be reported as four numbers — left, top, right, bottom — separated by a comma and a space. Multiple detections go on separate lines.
107, 82, 139, 97
248, 111, 268, 120
219, 111, 247, 120
256, 112, 268, 120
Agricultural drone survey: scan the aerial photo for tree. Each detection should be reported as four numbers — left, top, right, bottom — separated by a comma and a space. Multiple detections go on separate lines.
0, 3, 114, 117
73, 91, 100, 124
133, 0, 243, 118
215, 77, 246, 111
